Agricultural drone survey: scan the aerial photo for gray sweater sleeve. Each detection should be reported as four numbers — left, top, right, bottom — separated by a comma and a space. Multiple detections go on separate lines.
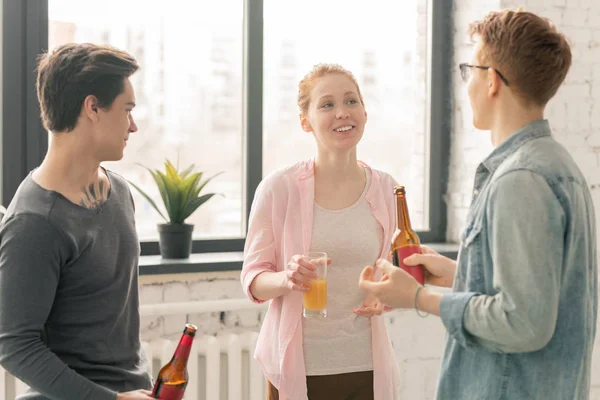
0, 214, 117, 400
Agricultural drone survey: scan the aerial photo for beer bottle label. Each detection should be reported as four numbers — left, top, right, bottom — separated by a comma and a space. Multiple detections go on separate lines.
393, 245, 425, 285
154, 384, 185, 400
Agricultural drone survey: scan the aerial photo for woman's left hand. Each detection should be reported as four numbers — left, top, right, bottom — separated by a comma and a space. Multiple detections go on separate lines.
353, 292, 384, 317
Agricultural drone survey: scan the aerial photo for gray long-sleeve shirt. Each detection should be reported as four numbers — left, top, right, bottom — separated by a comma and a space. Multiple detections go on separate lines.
0, 170, 152, 400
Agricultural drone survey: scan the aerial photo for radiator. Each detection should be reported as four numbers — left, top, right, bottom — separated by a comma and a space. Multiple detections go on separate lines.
0, 331, 265, 400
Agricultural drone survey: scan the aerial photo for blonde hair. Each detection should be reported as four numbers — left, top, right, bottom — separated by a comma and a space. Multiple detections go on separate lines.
297, 63, 365, 115
468, 8, 571, 106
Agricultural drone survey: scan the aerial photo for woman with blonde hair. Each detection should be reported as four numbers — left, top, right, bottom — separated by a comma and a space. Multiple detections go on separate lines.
241, 63, 401, 400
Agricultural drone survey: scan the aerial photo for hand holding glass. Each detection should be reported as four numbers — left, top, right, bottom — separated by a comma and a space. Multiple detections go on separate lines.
302, 252, 328, 318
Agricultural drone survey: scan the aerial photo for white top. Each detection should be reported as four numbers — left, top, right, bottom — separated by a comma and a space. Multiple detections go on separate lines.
302, 168, 382, 375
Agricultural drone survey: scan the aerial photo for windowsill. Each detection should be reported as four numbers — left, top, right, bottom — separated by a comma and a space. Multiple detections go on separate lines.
139, 252, 244, 275
139, 242, 459, 276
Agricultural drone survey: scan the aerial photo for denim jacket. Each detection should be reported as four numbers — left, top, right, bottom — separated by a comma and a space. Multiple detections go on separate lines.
436, 120, 598, 400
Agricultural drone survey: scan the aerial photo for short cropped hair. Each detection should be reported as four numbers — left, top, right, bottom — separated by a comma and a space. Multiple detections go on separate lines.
36, 43, 139, 132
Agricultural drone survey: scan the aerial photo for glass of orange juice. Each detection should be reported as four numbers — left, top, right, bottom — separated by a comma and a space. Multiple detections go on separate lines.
302, 252, 328, 318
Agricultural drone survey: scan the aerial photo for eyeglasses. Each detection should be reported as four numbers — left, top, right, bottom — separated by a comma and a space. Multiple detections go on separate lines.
459, 63, 509, 86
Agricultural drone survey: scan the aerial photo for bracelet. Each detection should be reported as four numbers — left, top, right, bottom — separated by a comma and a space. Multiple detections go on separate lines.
414, 286, 429, 318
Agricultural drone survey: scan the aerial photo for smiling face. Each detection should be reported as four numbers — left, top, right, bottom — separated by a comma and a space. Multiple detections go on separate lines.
90, 78, 138, 161
300, 73, 367, 154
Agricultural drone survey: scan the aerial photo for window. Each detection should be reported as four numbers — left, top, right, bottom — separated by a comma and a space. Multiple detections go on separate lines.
263, 0, 430, 229
48, 0, 245, 241
4, 0, 451, 255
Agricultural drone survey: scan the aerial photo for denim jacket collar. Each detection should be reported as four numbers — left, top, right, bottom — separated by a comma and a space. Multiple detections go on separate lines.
482, 119, 552, 174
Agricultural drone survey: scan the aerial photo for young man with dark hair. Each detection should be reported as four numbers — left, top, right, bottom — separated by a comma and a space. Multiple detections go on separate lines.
0, 43, 154, 400
360, 9, 597, 400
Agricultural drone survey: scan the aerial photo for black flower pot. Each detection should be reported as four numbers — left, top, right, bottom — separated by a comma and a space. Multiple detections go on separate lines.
157, 223, 194, 259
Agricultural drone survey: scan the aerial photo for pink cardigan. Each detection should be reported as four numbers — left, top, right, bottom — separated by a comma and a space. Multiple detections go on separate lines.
241, 159, 401, 400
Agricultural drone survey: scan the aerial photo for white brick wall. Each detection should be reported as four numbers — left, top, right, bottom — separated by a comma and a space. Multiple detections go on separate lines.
139, 2, 600, 399
139, 272, 266, 341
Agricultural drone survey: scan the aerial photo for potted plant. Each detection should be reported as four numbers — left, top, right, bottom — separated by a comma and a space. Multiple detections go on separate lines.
128, 159, 222, 259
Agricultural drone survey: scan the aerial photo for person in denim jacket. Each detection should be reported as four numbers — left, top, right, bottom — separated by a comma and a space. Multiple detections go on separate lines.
360, 9, 598, 400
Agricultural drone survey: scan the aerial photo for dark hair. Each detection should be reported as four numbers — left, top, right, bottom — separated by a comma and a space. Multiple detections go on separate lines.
36, 43, 139, 132
468, 8, 571, 106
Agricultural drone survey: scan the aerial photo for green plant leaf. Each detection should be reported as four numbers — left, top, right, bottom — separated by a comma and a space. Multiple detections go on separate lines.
127, 180, 168, 222
180, 193, 217, 222
150, 170, 169, 208
134, 163, 171, 215
193, 171, 225, 199
131, 160, 223, 224
158, 170, 181, 222
179, 172, 203, 218
165, 159, 182, 185
180, 164, 196, 180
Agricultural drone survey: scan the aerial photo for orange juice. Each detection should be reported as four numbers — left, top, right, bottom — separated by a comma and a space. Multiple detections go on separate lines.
302, 279, 327, 310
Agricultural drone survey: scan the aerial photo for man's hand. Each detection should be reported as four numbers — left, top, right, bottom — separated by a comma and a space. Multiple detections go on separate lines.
403, 245, 457, 288
359, 259, 421, 309
352, 292, 384, 317
116, 389, 154, 399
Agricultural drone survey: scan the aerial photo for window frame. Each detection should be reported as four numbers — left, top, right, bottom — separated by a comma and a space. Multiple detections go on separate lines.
3, 0, 452, 255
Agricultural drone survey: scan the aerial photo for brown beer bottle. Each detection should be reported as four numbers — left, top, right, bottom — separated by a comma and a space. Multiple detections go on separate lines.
391, 186, 425, 285
151, 323, 198, 400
